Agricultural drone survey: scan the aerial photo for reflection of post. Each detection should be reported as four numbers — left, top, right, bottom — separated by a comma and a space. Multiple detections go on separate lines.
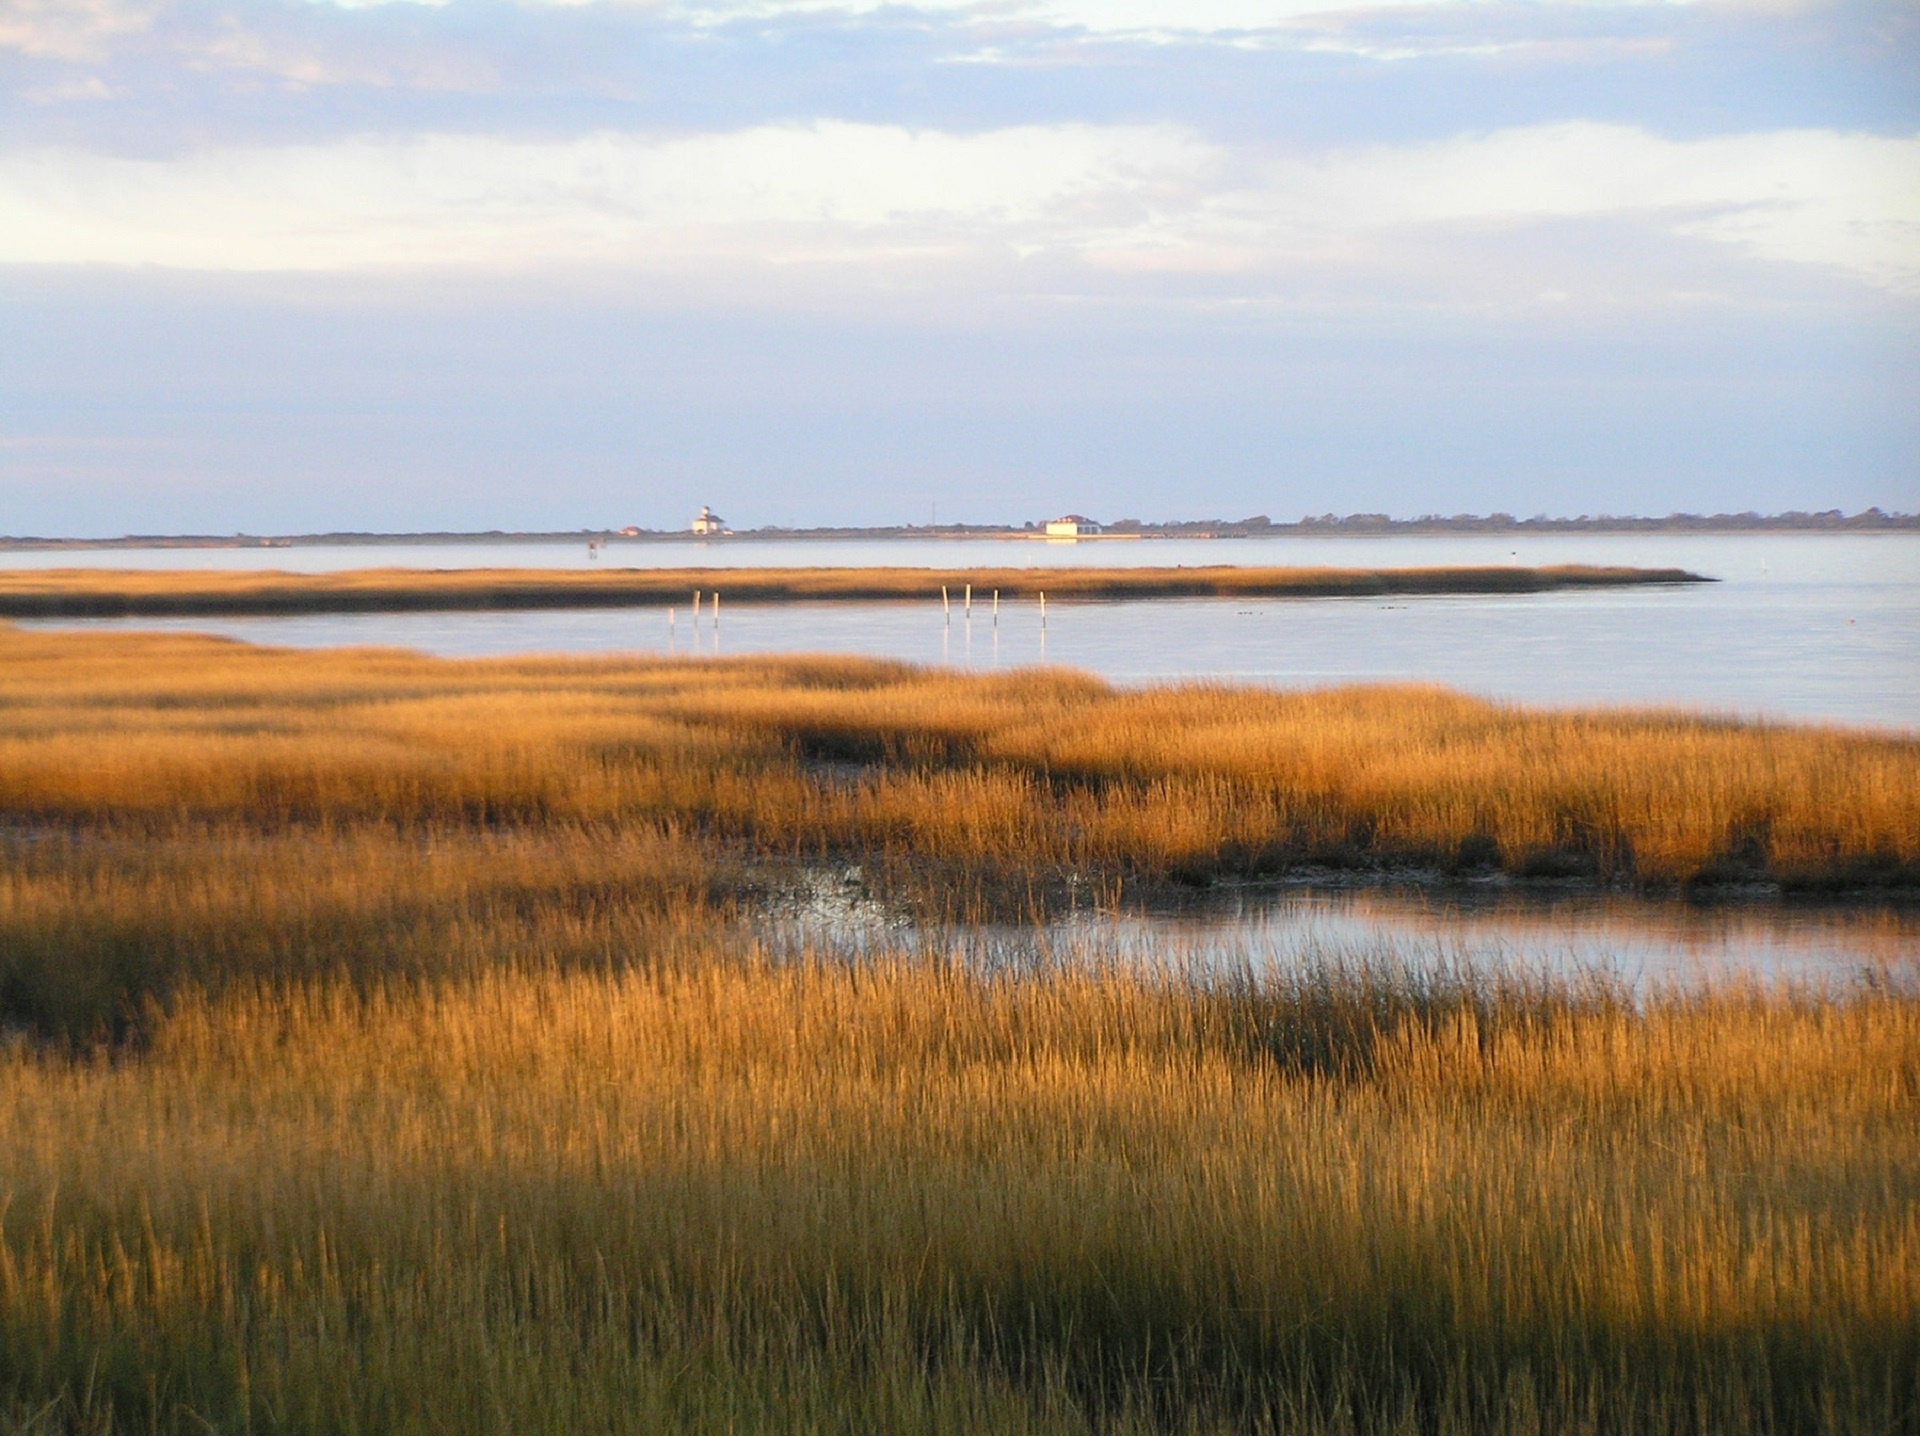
1039, 591, 1046, 660
668, 607, 676, 653
712, 593, 720, 656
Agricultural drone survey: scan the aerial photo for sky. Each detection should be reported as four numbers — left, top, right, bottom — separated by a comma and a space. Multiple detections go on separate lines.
1, 0, 1916, 534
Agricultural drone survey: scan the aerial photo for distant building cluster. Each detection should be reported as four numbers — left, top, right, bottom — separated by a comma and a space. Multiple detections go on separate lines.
9, 507, 1908, 553
1044, 514, 1102, 538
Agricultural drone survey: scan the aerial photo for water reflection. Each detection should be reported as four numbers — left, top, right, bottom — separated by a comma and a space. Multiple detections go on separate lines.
759, 875, 1919, 989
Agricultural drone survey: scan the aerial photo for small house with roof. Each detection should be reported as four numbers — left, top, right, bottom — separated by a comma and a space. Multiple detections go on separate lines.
1044, 514, 1102, 538
692, 505, 729, 536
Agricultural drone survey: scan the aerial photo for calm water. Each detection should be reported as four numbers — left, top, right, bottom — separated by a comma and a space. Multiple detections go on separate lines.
12, 533, 1915, 731
767, 877, 1920, 990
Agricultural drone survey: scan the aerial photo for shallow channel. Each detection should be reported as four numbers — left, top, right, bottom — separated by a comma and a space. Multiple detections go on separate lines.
759, 874, 1920, 989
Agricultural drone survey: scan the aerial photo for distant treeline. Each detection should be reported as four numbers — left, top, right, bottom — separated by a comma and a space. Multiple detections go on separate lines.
1120, 508, 1919, 538
668, 508, 1920, 540
2, 508, 1912, 549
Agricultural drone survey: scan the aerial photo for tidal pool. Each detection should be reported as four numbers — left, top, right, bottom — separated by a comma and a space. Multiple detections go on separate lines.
759, 875, 1919, 989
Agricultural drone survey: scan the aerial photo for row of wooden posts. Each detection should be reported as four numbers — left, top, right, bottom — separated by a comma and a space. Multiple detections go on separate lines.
666, 591, 732, 633
942, 584, 1045, 629
668, 586, 1048, 637
667, 591, 717, 642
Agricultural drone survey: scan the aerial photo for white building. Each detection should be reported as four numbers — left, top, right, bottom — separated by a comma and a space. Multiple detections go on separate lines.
1044, 514, 1101, 538
692, 505, 728, 536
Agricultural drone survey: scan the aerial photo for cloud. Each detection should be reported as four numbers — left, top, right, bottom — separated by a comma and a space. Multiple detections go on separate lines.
0, 121, 1216, 268
1227, 124, 1920, 293
287, 0, 1738, 48
0, 0, 154, 62
1, 121, 1913, 300
617, 0, 1778, 41
683, 0, 1449, 31
629, 0, 1714, 30
182, 15, 501, 91
21, 75, 120, 103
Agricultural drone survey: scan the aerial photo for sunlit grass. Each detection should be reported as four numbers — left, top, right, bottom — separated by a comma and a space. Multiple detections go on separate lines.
0, 561, 1704, 617
1, 958, 1915, 1433
1, 623, 1915, 1431
2, 624, 1912, 892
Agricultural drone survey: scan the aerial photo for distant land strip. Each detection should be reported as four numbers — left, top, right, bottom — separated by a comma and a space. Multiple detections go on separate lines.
0, 507, 1912, 549
0, 564, 1708, 618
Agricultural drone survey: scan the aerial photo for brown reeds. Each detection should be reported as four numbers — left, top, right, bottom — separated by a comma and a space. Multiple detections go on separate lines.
1, 622, 1916, 1431
3, 621, 1915, 1038
0, 561, 1705, 617
0, 624, 1910, 893
1, 958, 1915, 1432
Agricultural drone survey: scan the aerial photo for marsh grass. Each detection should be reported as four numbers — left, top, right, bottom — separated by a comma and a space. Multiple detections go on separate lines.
0, 956, 1915, 1433
1, 624, 1916, 1431
0, 824, 744, 1041
0, 563, 1704, 618
2, 622, 1917, 1036
2, 624, 1912, 883
4, 622, 1916, 1039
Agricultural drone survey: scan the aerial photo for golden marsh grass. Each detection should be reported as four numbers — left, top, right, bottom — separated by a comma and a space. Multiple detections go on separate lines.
2, 625, 1912, 893
1, 623, 1916, 1430
2, 959, 1916, 1432
0, 563, 1704, 618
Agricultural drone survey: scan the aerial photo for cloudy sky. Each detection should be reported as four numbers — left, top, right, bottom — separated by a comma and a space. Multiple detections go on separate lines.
1, 0, 1916, 533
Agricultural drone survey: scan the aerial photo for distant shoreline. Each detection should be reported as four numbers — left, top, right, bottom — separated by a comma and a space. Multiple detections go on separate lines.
0, 564, 1708, 619
1, 508, 1912, 550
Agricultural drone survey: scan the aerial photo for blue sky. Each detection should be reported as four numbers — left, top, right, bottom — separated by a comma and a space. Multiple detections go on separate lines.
1, 0, 1916, 533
